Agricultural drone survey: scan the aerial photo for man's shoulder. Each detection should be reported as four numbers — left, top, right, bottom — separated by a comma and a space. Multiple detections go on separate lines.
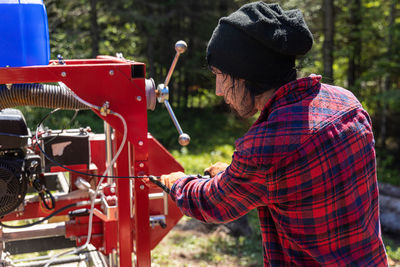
269, 82, 363, 131
235, 82, 368, 163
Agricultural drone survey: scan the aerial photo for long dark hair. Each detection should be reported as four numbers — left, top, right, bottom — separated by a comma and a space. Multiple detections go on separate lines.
216, 67, 298, 116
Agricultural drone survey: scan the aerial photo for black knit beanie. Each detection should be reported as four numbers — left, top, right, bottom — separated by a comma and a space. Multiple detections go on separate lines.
206, 1, 313, 84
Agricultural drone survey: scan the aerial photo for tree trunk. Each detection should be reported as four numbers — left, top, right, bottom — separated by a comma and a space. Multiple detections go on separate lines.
379, 182, 400, 199
379, 0, 397, 148
380, 194, 400, 235
347, 0, 362, 89
89, 0, 99, 58
322, 0, 334, 83
379, 183, 400, 236
146, 34, 155, 79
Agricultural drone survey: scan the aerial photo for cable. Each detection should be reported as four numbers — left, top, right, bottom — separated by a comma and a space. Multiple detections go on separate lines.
44, 97, 129, 267
148, 175, 170, 194
58, 82, 102, 111
39, 189, 56, 210
34, 108, 152, 179
0, 203, 77, 229
40, 109, 80, 145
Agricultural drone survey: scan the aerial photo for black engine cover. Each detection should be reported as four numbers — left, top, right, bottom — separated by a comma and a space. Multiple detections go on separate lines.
0, 109, 29, 150
0, 159, 27, 217
0, 109, 29, 217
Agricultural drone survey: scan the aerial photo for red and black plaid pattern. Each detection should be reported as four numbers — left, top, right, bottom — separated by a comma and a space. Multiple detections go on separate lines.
170, 75, 388, 266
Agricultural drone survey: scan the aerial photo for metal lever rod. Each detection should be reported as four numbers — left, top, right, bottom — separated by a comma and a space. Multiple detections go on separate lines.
163, 40, 187, 88
164, 99, 190, 146
155, 40, 190, 146
164, 99, 183, 135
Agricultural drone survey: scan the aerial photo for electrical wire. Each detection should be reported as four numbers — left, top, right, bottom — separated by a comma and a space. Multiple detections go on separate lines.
40, 109, 80, 145
36, 141, 153, 179
0, 203, 77, 229
44, 84, 129, 267
34, 107, 153, 180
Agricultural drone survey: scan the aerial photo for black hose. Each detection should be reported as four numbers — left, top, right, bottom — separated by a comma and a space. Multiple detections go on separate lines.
0, 202, 77, 228
0, 84, 90, 110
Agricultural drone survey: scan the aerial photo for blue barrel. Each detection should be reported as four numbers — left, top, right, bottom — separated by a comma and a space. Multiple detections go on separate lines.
0, 0, 50, 67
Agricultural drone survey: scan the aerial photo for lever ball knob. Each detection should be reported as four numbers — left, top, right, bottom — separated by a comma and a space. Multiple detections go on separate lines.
175, 40, 188, 54
178, 133, 190, 146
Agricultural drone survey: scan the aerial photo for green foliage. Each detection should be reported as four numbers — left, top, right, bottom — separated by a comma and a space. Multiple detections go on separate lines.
148, 106, 253, 153
383, 234, 400, 264
17, 106, 104, 133
171, 145, 234, 174
377, 149, 400, 186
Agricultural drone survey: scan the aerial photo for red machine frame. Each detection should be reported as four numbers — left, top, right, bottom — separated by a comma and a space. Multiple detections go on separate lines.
0, 56, 184, 266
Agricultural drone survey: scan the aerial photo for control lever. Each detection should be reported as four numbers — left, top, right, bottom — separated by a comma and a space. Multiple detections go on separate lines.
156, 40, 190, 146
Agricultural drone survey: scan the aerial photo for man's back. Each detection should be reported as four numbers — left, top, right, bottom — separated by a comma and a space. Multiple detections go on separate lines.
244, 76, 388, 266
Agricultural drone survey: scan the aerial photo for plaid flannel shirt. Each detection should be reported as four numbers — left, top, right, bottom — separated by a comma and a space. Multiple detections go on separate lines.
170, 75, 388, 266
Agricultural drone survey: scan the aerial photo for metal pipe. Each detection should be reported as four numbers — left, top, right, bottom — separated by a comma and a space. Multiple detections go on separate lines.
14, 254, 87, 267
109, 249, 118, 267
1, 222, 65, 242
104, 121, 114, 184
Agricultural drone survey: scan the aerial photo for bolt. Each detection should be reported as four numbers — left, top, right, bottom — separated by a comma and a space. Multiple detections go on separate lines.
61, 72, 67, 77
140, 185, 145, 190
139, 163, 144, 168
138, 141, 144, 146
30, 160, 39, 168
136, 96, 142, 102
109, 70, 114, 76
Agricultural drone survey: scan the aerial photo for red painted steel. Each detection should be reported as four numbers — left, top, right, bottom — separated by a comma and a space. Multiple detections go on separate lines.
147, 134, 184, 249
0, 57, 185, 266
1, 196, 94, 222
115, 132, 134, 266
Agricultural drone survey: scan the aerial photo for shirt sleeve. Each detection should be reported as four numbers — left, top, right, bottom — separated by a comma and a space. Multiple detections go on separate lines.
169, 146, 271, 224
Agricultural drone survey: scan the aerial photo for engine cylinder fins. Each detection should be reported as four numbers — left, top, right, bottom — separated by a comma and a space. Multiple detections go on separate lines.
0, 162, 27, 217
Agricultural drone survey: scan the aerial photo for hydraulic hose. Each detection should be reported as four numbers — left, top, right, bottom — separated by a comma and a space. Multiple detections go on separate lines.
0, 84, 90, 110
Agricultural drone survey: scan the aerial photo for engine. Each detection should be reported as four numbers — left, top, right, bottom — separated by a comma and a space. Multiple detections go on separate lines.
0, 109, 41, 217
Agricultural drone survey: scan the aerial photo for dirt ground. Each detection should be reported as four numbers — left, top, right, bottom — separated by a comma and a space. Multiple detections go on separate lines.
152, 218, 260, 267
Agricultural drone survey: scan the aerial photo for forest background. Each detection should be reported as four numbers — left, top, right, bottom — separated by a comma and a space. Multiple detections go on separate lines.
16, 0, 400, 266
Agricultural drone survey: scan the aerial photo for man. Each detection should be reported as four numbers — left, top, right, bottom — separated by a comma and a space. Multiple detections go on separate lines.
158, 2, 388, 266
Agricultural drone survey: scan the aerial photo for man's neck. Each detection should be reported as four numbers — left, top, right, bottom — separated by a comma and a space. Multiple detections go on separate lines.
255, 90, 275, 111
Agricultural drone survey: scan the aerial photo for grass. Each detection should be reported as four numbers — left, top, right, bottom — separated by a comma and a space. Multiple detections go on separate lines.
383, 234, 400, 265
152, 211, 263, 267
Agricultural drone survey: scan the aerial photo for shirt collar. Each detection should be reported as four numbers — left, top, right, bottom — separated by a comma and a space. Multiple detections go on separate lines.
254, 75, 322, 125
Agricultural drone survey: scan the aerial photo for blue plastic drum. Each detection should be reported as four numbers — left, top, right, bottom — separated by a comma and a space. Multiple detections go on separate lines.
0, 0, 50, 67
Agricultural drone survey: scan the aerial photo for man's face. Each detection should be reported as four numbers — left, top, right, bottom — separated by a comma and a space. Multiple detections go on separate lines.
214, 70, 257, 118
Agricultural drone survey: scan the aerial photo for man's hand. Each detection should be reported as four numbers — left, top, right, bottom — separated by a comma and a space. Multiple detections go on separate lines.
160, 171, 186, 190
204, 162, 229, 177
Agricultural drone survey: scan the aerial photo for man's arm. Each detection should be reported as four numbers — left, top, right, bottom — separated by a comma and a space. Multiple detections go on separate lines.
169, 150, 270, 224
